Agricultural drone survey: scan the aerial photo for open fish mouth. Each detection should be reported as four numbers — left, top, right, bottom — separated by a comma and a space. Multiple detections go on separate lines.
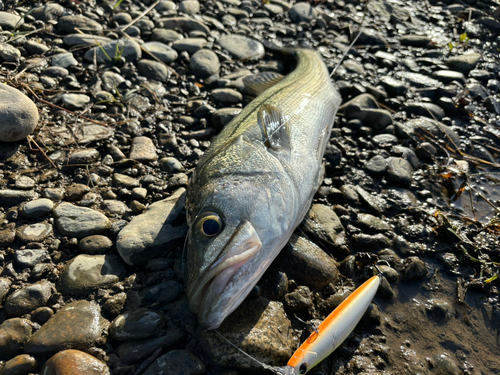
188, 220, 262, 324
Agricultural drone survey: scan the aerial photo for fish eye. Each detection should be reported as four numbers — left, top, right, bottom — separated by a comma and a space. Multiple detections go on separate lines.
198, 213, 222, 237
299, 363, 308, 374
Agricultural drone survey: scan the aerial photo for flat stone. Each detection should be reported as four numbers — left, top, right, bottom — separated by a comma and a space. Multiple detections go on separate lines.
20, 198, 54, 219
143, 350, 205, 375
0, 43, 21, 62
0, 85, 39, 142
142, 42, 178, 63
395, 71, 441, 88
5, 281, 52, 317
129, 136, 158, 162
41, 349, 110, 375
151, 28, 184, 43
54, 203, 111, 238
58, 15, 103, 34
117, 188, 187, 265
138, 59, 170, 82
0, 11, 23, 30
61, 94, 90, 110
59, 254, 126, 295
217, 34, 265, 61
31, 3, 65, 21
432, 70, 466, 84
16, 222, 53, 243
0, 190, 37, 207
159, 157, 185, 173
0, 318, 32, 360
400, 35, 431, 46
51, 52, 78, 68
69, 148, 100, 165
24, 300, 108, 355
110, 308, 166, 341
357, 213, 391, 232
0, 354, 38, 375
84, 38, 141, 63
279, 234, 340, 290
63, 34, 113, 47
190, 49, 220, 78
171, 38, 207, 54
178, 0, 200, 14
159, 17, 210, 34
211, 107, 242, 130
211, 88, 242, 104
387, 157, 413, 186
0, 228, 15, 247
14, 249, 51, 268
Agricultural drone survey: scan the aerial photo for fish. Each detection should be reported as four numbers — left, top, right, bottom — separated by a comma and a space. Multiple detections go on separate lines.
278, 274, 381, 375
184, 47, 342, 329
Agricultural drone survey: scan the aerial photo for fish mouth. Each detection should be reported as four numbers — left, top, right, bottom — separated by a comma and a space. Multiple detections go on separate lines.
188, 220, 262, 328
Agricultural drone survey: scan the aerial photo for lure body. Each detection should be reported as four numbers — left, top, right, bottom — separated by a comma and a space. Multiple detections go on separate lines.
282, 275, 381, 375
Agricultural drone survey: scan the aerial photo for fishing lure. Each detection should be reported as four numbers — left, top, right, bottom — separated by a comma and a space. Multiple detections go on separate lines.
279, 274, 381, 375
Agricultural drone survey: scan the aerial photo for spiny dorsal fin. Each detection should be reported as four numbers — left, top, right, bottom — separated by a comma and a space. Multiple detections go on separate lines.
258, 103, 291, 152
243, 71, 284, 96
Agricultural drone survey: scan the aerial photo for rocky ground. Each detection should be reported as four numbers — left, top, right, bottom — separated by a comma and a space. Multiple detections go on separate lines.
0, 0, 500, 374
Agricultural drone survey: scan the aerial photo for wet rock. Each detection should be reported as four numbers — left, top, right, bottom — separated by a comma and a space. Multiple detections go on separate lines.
355, 28, 388, 46
387, 157, 413, 186
110, 308, 166, 341
58, 15, 103, 34
0, 354, 38, 375
24, 300, 108, 355
485, 96, 500, 115
403, 102, 445, 121
279, 234, 339, 290
31, 3, 64, 21
0, 11, 23, 29
429, 353, 461, 375
117, 188, 187, 265
379, 76, 407, 96
0, 278, 12, 303
54, 203, 111, 238
143, 41, 178, 63
190, 49, 220, 78
14, 249, 51, 268
115, 327, 184, 365
355, 186, 386, 214
425, 299, 452, 322
41, 349, 110, 375
0, 85, 39, 142
16, 222, 53, 243
20, 198, 54, 219
324, 286, 354, 311
172, 38, 207, 54
396, 117, 460, 149
78, 235, 113, 254
432, 70, 466, 84
377, 249, 402, 269
289, 2, 317, 23
357, 213, 391, 232
372, 134, 398, 148
262, 270, 288, 300
4, 281, 52, 317
400, 35, 431, 46
364, 155, 387, 177
143, 350, 205, 375
84, 38, 141, 63
396, 71, 441, 88
377, 275, 395, 300
129, 136, 158, 162
445, 53, 481, 74
0, 318, 32, 360
201, 299, 292, 369
373, 264, 398, 283
217, 34, 265, 61
300, 204, 348, 259
401, 257, 428, 281
352, 233, 392, 252
59, 254, 126, 295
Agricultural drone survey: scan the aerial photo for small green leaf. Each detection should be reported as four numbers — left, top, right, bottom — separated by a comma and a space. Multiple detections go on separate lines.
459, 33, 469, 43
485, 274, 498, 283
448, 42, 454, 51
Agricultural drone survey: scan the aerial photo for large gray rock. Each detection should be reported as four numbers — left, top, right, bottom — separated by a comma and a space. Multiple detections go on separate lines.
53, 203, 111, 237
117, 188, 187, 265
0, 85, 39, 142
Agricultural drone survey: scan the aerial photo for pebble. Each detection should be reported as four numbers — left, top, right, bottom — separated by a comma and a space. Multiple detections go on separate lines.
58, 15, 103, 34
142, 41, 178, 63
40, 349, 110, 375
62, 94, 90, 110
300, 204, 348, 258
355, 186, 386, 214
143, 350, 205, 375
16, 222, 52, 243
0, 318, 32, 360
0, 278, 12, 303
202, 299, 291, 369
117, 188, 187, 265
0, 85, 39, 142
190, 49, 220, 78
53, 203, 111, 237
160, 157, 185, 173
379, 76, 407, 96
351, 233, 392, 252
4, 281, 52, 317
63, 34, 112, 47
110, 308, 166, 341
399, 35, 431, 46
0, 354, 38, 375
211, 108, 241, 130
15, 249, 51, 268
171, 38, 207, 54
84, 38, 141, 63
284, 286, 313, 312
15, 176, 35, 190
0, 228, 16, 247
59, 254, 126, 295
364, 155, 387, 177
0, 11, 23, 29
395, 71, 441, 88
138, 59, 170, 82
178, 0, 200, 14
289, 2, 317, 23
445, 52, 481, 74
211, 88, 242, 104
0, 43, 21, 62
101, 200, 129, 216
31, 3, 64, 21
356, 213, 391, 232
217, 34, 265, 60
429, 353, 461, 375
151, 28, 184, 43
401, 256, 428, 281
24, 300, 108, 355
425, 299, 452, 322
26, 40, 50, 55
51, 52, 78, 68
78, 235, 113, 254
160, 17, 210, 34
20, 198, 54, 219
432, 70, 466, 84
129, 136, 158, 162
387, 157, 413, 186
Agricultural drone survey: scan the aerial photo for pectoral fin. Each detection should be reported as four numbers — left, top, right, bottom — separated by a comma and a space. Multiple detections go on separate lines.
243, 71, 284, 96
258, 103, 291, 152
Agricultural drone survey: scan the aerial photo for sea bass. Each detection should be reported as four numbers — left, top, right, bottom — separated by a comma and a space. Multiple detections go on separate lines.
184, 48, 341, 329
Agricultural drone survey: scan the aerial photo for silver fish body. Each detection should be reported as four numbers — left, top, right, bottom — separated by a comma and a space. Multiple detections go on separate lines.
184, 48, 341, 329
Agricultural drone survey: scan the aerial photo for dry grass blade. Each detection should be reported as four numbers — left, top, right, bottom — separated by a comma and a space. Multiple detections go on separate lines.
27, 135, 59, 169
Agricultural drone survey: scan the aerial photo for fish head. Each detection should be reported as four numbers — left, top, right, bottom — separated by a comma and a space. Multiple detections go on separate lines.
184, 172, 295, 329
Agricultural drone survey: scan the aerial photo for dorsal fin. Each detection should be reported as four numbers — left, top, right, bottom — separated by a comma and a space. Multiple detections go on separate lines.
243, 71, 284, 96
258, 103, 291, 152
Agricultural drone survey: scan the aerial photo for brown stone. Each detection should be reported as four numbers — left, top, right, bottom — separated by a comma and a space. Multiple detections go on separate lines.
40, 350, 110, 375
